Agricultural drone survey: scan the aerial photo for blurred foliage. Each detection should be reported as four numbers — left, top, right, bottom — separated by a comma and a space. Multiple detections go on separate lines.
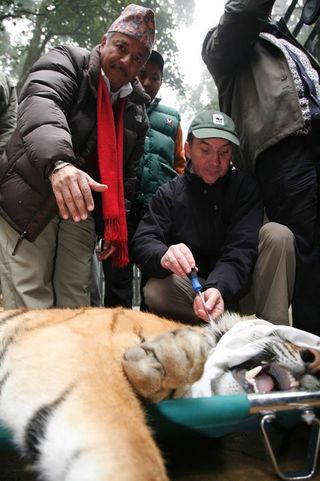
177, 68, 219, 116
0, 0, 194, 93
1, 0, 319, 114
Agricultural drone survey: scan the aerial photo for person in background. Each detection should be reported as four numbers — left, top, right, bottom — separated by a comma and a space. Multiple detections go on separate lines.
132, 110, 295, 325
0, 4, 155, 309
0, 72, 17, 154
0, 72, 17, 303
202, 0, 320, 335
103, 49, 186, 308
135, 49, 186, 214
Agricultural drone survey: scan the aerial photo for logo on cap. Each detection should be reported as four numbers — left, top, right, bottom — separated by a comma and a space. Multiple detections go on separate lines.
212, 113, 225, 126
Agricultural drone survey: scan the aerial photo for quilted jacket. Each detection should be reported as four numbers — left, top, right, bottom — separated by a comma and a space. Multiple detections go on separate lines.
0, 45, 149, 244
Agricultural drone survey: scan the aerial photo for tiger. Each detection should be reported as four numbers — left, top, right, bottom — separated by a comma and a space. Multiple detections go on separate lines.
0, 307, 320, 481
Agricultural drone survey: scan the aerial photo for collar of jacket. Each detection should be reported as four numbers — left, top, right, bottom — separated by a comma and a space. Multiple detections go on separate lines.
87, 46, 151, 105
147, 96, 161, 113
184, 165, 231, 197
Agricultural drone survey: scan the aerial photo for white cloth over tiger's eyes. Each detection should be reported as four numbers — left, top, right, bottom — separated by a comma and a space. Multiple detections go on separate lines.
191, 319, 320, 398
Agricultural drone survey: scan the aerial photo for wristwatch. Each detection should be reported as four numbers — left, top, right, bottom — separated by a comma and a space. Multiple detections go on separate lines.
49, 160, 71, 181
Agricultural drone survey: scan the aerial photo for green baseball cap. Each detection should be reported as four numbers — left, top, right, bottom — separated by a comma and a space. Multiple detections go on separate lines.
187, 110, 240, 146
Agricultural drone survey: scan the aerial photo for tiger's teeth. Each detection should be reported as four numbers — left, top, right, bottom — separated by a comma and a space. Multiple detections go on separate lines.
288, 373, 299, 388
245, 366, 262, 380
252, 378, 260, 393
246, 377, 260, 393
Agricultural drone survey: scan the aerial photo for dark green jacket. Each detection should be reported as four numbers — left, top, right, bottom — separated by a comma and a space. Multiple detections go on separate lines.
134, 98, 183, 216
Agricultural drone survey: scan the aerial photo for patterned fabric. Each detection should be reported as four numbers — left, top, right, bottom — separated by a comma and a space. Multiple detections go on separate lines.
107, 4, 155, 52
261, 32, 320, 134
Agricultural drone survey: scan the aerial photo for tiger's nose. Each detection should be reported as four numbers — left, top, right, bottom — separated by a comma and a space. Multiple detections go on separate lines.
300, 348, 320, 372
300, 349, 316, 363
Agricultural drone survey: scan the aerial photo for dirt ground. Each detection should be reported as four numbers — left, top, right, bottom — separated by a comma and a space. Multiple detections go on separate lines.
1, 421, 320, 481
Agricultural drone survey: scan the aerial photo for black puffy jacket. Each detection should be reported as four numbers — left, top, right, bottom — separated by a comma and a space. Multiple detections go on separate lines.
0, 45, 149, 244
132, 168, 264, 306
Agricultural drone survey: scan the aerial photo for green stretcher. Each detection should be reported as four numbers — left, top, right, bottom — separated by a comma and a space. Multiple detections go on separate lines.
147, 390, 320, 481
1, 390, 320, 480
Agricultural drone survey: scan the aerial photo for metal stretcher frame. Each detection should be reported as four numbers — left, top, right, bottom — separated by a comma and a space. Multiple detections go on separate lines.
1, 390, 320, 480
147, 390, 320, 481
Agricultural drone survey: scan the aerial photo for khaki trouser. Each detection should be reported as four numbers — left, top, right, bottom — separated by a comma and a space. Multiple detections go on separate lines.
144, 222, 296, 325
0, 214, 96, 309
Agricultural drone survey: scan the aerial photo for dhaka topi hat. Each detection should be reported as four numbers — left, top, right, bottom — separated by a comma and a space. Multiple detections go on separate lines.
107, 4, 155, 53
188, 110, 240, 146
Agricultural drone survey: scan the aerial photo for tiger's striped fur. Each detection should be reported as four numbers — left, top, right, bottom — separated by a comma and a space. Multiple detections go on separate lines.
0, 307, 189, 481
1, 308, 320, 481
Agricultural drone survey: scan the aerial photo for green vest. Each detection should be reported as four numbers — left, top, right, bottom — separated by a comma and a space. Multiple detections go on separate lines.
135, 98, 181, 214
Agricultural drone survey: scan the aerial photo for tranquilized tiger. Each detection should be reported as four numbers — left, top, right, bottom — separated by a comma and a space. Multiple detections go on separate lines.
0, 308, 320, 481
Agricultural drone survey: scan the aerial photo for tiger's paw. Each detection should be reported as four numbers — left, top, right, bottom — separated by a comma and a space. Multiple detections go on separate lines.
122, 327, 210, 402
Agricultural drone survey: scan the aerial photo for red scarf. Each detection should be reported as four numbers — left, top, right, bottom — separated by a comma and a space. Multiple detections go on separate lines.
97, 74, 129, 267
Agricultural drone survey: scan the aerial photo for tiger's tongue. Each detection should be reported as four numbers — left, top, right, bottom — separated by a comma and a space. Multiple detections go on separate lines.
255, 373, 275, 393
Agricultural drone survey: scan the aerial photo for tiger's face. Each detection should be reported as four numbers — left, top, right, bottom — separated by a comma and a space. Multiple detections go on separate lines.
190, 316, 320, 398
209, 338, 320, 396
1, 308, 319, 481
124, 314, 320, 402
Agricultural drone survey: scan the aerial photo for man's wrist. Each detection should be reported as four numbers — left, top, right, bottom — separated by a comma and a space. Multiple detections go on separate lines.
49, 161, 71, 180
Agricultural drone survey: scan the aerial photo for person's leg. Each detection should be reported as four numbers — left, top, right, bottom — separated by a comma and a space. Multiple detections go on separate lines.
253, 222, 295, 325
54, 215, 96, 308
255, 133, 320, 334
0, 216, 58, 308
103, 258, 133, 308
143, 274, 199, 324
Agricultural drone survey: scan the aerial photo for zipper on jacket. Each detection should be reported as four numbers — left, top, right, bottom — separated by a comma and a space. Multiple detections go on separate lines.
12, 231, 28, 256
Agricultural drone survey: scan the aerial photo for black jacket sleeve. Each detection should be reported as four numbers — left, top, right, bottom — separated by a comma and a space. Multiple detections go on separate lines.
202, 0, 275, 79
203, 172, 263, 304
132, 171, 264, 305
17, 46, 88, 177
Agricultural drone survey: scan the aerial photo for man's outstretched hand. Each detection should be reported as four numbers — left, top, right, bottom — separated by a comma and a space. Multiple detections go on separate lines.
50, 165, 108, 222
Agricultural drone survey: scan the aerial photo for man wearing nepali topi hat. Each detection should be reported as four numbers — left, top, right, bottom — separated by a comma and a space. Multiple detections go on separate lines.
0, 4, 156, 309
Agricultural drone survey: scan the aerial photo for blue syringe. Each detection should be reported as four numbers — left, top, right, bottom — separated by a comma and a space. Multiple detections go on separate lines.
187, 268, 214, 323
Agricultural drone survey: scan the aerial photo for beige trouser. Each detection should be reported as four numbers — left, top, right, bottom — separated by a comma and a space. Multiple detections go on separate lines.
144, 222, 296, 325
0, 215, 96, 309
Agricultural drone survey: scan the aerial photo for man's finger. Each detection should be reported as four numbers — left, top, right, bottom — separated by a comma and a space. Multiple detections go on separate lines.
54, 189, 70, 220
67, 181, 90, 221
165, 244, 194, 275
77, 176, 96, 214
98, 242, 116, 261
89, 179, 109, 192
